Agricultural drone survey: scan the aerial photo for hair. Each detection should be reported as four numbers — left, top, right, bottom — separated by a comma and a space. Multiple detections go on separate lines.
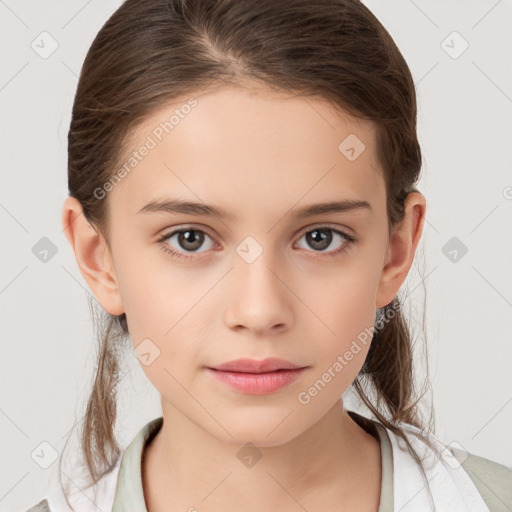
61, 0, 441, 508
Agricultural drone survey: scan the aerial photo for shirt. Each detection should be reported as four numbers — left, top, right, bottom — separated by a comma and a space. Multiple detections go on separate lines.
24, 409, 512, 512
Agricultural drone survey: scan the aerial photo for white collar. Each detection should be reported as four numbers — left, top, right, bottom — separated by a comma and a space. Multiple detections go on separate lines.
47, 412, 491, 512
386, 419, 490, 511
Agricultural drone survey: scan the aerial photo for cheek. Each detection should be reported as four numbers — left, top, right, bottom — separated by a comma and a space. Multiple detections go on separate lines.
113, 252, 216, 363
112, 245, 189, 332
305, 266, 380, 375
296, 296, 375, 409
308, 264, 379, 328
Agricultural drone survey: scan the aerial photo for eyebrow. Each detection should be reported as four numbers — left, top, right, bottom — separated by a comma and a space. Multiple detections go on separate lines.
137, 198, 372, 222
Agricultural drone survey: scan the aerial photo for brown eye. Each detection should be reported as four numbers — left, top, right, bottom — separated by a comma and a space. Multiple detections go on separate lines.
158, 228, 215, 256
305, 228, 333, 251
175, 229, 205, 251
296, 227, 354, 254
296, 227, 351, 251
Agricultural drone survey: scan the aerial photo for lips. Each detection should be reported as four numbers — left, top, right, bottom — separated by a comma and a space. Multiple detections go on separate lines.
207, 358, 308, 395
210, 357, 305, 374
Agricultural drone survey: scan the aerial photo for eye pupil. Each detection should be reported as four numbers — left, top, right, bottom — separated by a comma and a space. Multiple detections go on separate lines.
306, 229, 332, 251
178, 230, 204, 251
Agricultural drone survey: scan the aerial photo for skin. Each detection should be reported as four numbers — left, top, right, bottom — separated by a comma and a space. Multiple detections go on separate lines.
62, 84, 426, 511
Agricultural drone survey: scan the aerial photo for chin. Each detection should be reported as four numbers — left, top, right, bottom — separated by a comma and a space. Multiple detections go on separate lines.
205, 410, 308, 448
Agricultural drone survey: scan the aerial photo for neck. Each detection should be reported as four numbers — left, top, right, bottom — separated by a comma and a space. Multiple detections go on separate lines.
142, 400, 381, 512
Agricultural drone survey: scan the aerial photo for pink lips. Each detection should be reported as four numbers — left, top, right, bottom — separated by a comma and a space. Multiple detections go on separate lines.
207, 357, 307, 395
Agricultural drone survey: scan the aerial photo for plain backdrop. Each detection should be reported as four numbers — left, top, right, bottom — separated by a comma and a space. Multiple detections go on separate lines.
1, 0, 511, 510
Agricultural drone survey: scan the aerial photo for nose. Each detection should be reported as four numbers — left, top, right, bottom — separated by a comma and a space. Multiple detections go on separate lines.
223, 250, 293, 335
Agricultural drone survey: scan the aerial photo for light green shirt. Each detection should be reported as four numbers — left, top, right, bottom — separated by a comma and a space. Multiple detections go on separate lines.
110, 410, 512, 512
24, 410, 512, 512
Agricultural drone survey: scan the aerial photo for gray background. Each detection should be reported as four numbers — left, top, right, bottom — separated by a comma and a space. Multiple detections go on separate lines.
1, 0, 511, 509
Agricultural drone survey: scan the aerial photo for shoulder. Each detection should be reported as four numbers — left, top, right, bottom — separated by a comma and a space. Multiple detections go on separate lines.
451, 446, 512, 512
21, 458, 122, 512
22, 417, 162, 512
388, 420, 512, 511
21, 499, 52, 512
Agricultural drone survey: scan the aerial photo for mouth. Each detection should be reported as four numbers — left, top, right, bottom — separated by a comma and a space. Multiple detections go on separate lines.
206, 358, 308, 395
209, 357, 306, 373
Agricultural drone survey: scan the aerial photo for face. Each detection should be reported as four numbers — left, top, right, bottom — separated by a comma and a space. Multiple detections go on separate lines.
78, 85, 410, 445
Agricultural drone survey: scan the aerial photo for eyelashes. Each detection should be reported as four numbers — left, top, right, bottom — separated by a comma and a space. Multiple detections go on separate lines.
157, 228, 216, 261
156, 225, 357, 262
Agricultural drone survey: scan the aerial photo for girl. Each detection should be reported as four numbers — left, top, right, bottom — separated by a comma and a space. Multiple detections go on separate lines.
25, 0, 511, 511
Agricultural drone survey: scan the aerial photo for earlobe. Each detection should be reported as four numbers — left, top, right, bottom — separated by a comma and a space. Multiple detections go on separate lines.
376, 192, 426, 308
61, 196, 125, 316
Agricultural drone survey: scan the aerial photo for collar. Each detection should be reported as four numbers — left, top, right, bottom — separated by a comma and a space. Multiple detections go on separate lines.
111, 410, 394, 512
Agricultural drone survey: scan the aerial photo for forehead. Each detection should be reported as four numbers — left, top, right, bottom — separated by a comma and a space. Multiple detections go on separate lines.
109, 85, 385, 222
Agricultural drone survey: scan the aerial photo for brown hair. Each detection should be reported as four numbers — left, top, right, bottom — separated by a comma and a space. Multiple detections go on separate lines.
62, 0, 439, 508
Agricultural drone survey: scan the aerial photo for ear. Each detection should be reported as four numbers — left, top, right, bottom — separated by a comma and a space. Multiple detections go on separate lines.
376, 191, 426, 308
61, 196, 125, 315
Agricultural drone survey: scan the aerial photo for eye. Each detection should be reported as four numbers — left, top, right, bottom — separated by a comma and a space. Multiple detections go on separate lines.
295, 226, 356, 257
157, 225, 357, 262
157, 227, 215, 260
